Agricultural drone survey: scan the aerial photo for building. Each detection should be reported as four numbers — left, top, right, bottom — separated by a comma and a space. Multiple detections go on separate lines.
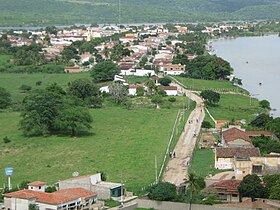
64, 66, 81, 73
128, 84, 146, 96
221, 127, 253, 148
4, 182, 97, 210
203, 180, 241, 202
159, 64, 185, 75
58, 173, 123, 200
159, 86, 178, 96
215, 147, 261, 169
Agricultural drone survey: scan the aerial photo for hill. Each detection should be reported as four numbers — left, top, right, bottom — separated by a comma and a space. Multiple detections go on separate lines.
1, 0, 280, 26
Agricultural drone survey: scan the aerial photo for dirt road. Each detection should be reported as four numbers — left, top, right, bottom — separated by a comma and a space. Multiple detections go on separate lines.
162, 83, 205, 186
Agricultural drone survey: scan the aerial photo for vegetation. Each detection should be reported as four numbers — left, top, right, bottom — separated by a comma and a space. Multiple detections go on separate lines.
174, 76, 247, 94
200, 90, 220, 105
0, 106, 184, 193
104, 199, 120, 208
0, 87, 11, 109
238, 174, 267, 201
91, 60, 120, 82
148, 182, 178, 201
1, 0, 280, 26
252, 136, 280, 155
158, 77, 172, 86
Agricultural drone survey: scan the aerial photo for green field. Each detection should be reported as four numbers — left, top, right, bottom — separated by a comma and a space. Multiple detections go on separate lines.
174, 76, 248, 94
0, 72, 91, 101
189, 147, 221, 178
208, 94, 261, 122
0, 105, 192, 193
126, 76, 150, 85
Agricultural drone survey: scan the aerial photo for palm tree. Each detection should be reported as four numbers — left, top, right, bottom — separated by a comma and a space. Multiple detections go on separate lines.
185, 173, 200, 210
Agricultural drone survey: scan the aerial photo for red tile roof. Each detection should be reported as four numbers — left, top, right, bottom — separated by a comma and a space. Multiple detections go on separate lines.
4, 188, 96, 205
206, 180, 241, 195
222, 127, 252, 143
28, 181, 46, 186
159, 86, 177, 91
216, 147, 261, 158
129, 84, 145, 89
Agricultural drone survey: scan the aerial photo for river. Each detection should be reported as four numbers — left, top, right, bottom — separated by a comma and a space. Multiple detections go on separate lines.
211, 35, 280, 117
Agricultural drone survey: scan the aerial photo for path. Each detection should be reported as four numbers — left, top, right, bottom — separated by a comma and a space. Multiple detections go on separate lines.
162, 82, 205, 186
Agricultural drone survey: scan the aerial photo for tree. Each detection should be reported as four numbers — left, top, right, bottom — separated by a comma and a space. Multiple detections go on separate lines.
259, 100, 271, 110
19, 85, 32, 93
148, 182, 177, 201
68, 78, 102, 108
91, 60, 120, 82
238, 174, 267, 201
0, 87, 11, 109
266, 118, 280, 138
45, 26, 58, 36
202, 121, 212, 128
45, 186, 57, 193
151, 95, 163, 109
109, 83, 128, 103
158, 77, 172, 86
250, 113, 272, 128
55, 107, 92, 136
200, 90, 220, 105
29, 204, 39, 210
136, 86, 145, 96
185, 173, 204, 210
20, 90, 64, 136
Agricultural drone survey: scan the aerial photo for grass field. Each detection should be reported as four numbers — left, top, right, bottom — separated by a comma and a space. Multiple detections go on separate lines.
174, 76, 248, 94
0, 105, 192, 193
208, 94, 261, 121
0, 72, 91, 101
189, 147, 221, 178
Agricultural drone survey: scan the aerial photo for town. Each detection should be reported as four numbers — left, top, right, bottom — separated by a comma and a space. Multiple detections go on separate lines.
1, 21, 280, 210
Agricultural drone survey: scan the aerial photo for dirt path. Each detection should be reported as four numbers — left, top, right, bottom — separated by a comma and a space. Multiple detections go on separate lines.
162, 83, 205, 186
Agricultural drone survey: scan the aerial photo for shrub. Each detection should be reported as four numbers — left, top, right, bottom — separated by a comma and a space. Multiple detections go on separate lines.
202, 121, 212, 129
168, 97, 176, 102
148, 182, 177, 201
3, 136, 11, 143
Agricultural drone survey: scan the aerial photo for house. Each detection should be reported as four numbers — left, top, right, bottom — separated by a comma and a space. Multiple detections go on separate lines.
159, 86, 178, 96
215, 147, 261, 169
64, 66, 81, 73
221, 127, 253, 148
128, 84, 145, 96
159, 64, 185, 76
99, 85, 110, 93
58, 173, 124, 200
3, 182, 97, 210
114, 75, 128, 85
150, 75, 160, 85
203, 180, 241, 202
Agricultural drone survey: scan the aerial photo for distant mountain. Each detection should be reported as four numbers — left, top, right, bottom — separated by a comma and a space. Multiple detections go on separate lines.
1, 0, 280, 26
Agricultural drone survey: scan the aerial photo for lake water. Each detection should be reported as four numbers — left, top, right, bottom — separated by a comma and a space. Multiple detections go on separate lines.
212, 35, 280, 117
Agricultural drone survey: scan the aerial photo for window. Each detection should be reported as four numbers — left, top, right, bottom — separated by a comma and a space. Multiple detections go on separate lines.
39, 186, 41, 189
232, 194, 238, 197
253, 165, 262, 174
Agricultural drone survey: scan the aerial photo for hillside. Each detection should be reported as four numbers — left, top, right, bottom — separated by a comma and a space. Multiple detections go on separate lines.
0, 0, 280, 26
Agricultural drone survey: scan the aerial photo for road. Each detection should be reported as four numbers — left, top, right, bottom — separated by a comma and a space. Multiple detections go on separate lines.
162, 83, 205, 186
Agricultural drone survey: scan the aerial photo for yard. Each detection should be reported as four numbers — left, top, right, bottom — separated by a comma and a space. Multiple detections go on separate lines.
0, 105, 191, 194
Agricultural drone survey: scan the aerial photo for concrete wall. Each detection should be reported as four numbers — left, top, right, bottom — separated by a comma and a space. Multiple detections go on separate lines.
136, 199, 253, 210
5, 198, 31, 210
91, 185, 111, 200
58, 177, 91, 191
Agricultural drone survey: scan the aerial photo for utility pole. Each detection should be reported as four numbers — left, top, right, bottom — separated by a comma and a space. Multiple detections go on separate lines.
155, 155, 158, 183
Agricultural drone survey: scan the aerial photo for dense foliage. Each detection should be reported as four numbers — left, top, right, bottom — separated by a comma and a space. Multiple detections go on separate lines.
187, 55, 233, 80
91, 60, 120, 82
148, 182, 178, 201
200, 90, 220, 105
0, 87, 11, 109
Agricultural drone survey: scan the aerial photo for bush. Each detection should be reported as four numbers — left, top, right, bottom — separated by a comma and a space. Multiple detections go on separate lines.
3, 136, 11, 143
159, 77, 172, 86
202, 121, 212, 129
19, 85, 32, 92
168, 97, 176, 102
148, 182, 177, 201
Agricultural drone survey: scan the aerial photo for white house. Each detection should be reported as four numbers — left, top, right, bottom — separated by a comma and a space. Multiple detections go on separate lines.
128, 84, 146, 96
120, 69, 156, 77
159, 86, 178, 96
100, 85, 110, 93
4, 182, 97, 210
114, 75, 128, 85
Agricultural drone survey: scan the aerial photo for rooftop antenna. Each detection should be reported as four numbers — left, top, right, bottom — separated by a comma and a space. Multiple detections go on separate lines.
5, 168, 14, 190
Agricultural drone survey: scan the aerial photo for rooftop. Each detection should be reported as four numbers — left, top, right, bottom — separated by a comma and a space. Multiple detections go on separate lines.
28, 181, 46, 186
216, 147, 261, 158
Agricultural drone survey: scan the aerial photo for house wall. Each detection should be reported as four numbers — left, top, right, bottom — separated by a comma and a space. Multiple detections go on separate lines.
91, 185, 110, 200
227, 139, 252, 148
163, 70, 184, 76
234, 160, 252, 176
128, 88, 137, 96
58, 177, 91, 191
165, 90, 177, 96
37, 202, 58, 210
215, 158, 233, 169
251, 157, 280, 174
4, 197, 32, 210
